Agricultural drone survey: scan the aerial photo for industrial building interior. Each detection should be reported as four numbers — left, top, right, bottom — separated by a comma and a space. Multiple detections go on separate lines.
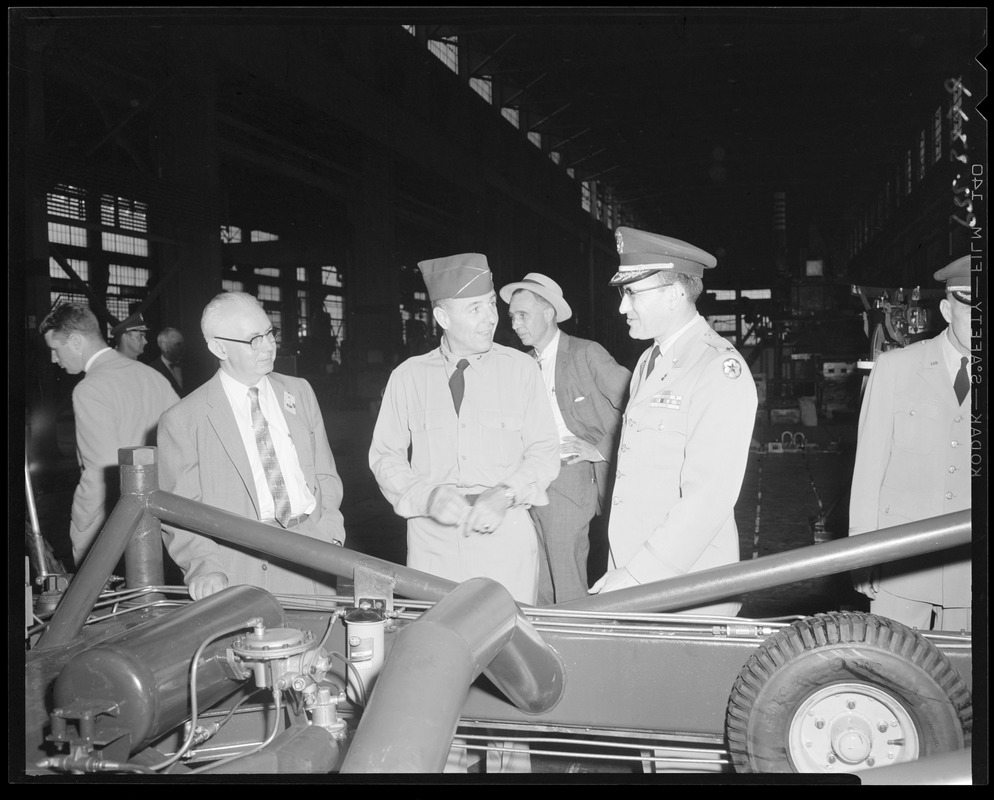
11, 7, 986, 781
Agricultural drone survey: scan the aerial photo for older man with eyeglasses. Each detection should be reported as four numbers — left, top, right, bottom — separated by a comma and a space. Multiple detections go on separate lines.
158, 291, 347, 601
589, 228, 757, 619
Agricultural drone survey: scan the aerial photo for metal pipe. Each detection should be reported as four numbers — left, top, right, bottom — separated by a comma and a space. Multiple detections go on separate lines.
35, 495, 145, 649
341, 578, 525, 773
122, 449, 165, 594
24, 454, 50, 581
556, 510, 972, 613
147, 488, 566, 714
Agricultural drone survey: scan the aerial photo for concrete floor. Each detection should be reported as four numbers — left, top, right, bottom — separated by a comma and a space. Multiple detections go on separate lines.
26, 396, 867, 617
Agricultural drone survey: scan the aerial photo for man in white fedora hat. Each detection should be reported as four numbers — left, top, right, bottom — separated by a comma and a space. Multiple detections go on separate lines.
501, 272, 630, 604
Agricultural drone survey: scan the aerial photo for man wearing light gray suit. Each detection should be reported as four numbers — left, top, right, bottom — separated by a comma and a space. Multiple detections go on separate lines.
158, 291, 346, 601
502, 273, 630, 604
41, 302, 180, 565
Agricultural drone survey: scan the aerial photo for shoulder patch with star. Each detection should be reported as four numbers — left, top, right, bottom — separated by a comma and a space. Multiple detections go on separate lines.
722, 358, 743, 379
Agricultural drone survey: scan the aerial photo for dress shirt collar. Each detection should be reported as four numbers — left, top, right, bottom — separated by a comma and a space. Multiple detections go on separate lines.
653, 313, 701, 359
941, 326, 970, 382
535, 329, 560, 366
439, 336, 492, 374
84, 347, 112, 373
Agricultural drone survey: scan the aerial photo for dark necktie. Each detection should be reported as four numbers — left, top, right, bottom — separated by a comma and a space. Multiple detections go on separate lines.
449, 358, 469, 415
954, 356, 969, 405
248, 387, 292, 527
645, 343, 661, 379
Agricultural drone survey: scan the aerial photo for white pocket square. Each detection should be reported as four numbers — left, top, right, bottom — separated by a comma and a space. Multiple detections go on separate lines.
574, 396, 585, 402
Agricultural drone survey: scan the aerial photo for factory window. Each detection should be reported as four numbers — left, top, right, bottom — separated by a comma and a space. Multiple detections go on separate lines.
501, 106, 520, 129
566, 167, 575, 179
402, 25, 415, 36
322, 266, 343, 288
427, 35, 459, 74
221, 226, 242, 243
48, 222, 88, 248
933, 107, 942, 164
47, 184, 87, 221
250, 229, 280, 242
581, 182, 591, 213
49, 257, 88, 282
255, 267, 281, 278
919, 131, 926, 181
740, 289, 771, 300
257, 284, 281, 303
101, 194, 147, 233
102, 232, 148, 257
527, 130, 542, 149
711, 290, 736, 301
222, 279, 245, 293
549, 151, 561, 165
470, 77, 492, 104
709, 315, 737, 334
905, 150, 912, 195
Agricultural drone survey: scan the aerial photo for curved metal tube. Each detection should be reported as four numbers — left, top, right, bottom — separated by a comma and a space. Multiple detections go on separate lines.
556, 510, 972, 613
341, 578, 558, 773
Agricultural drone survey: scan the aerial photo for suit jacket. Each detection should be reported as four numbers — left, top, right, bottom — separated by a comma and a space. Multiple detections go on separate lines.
158, 370, 346, 596
848, 332, 971, 607
149, 355, 186, 398
546, 331, 630, 512
70, 349, 180, 563
609, 316, 757, 613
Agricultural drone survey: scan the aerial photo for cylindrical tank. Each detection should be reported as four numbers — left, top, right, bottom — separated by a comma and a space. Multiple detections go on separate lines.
344, 607, 386, 702
53, 586, 286, 752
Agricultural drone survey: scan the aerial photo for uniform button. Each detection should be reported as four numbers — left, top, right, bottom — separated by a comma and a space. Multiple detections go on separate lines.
910, 410, 916, 416
951, 441, 958, 448
657, 424, 665, 431
949, 466, 957, 473
945, 492, 954, 500
262, 564, 268, 571
613, 497, 621, 505
620, 444, 629, 453
954, 415, 963, 423
616, 471, 624, 480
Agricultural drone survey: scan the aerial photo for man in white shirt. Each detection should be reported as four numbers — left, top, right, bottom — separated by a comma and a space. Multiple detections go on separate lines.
158, 291, 346, 601
40, 303, 179, 564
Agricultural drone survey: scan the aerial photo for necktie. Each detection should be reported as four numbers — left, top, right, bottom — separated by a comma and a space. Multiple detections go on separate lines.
248, 387, 292, 527
645, 343, 661, 379
954, 356, 969, 405
533, 349, 542, 370
449, 359, 469, 415
171, 362, 183, 389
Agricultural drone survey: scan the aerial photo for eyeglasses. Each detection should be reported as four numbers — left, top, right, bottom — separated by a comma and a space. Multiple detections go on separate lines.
215, 327, 280, 350
617, 283, 672, 300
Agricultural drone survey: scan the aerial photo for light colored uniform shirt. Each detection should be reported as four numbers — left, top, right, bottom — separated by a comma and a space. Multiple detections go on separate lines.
940, 326, 970, 394
370, 339, 560, 602
218, 370, 316, 519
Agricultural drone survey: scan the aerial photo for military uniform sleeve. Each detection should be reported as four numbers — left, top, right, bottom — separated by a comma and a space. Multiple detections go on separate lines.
586, 341, 631, 461
499, 359, 561, 506
369, 369, 437, 518
298, 378, 347, 544
848, 354, 896, 536
626, 352, 758, 583
157, 404, 228, 583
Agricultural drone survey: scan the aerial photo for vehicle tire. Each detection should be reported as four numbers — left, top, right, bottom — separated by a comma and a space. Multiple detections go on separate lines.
725, 611, 971, 774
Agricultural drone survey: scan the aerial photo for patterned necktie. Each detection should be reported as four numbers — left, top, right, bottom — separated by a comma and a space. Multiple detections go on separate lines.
248, 387, 292, 527
533, 349, 542, 371
645, 343, 661, 379
954, 356, 969, 405
449, 359, 469, 415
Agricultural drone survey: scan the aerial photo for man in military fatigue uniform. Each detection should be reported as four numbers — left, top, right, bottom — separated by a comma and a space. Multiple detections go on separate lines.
589, 228, 757, 618
848, 255, 973, 631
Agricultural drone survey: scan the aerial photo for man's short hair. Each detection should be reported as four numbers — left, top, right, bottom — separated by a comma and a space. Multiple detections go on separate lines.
201, 291, 262, 340
511, 287, 557, 321
668, 272, 704, 304
157, 326, 183, 349
39, 302, 101, 341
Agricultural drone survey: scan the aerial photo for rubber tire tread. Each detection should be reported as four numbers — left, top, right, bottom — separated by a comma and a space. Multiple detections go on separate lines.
725, 611, 972, 773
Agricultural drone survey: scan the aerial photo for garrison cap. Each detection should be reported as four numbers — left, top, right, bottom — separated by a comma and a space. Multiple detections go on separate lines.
418, 253, 494, 302
610, 227, 717, 285
499, 272, 573, 322
111, 311, 149, 337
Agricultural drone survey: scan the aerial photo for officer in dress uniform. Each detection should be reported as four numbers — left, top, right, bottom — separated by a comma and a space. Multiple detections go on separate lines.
848, 255, 973, 631
589, 228, 758, 618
